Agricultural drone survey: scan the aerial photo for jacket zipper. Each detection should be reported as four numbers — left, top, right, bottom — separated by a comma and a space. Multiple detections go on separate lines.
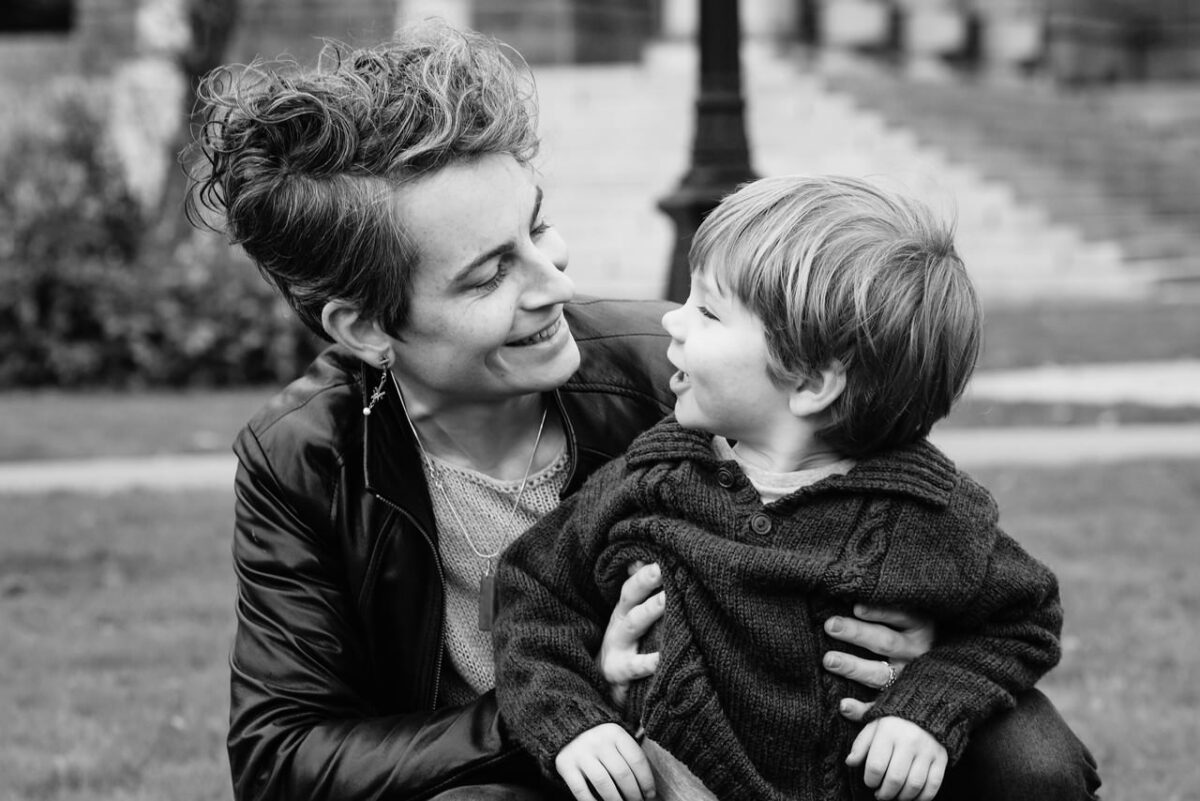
375, 494, 445, 710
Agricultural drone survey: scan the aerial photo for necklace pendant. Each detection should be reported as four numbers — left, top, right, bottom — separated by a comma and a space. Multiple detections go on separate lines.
478, 565, 499, 632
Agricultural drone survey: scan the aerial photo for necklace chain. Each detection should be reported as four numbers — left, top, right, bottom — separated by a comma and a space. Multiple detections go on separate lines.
389, 371, 548, 562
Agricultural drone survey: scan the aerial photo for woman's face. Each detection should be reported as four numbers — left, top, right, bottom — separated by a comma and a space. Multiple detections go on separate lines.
387, 153, 580, 409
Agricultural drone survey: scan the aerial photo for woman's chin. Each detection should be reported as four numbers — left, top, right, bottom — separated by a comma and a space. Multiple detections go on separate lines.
499, 331, 581, 392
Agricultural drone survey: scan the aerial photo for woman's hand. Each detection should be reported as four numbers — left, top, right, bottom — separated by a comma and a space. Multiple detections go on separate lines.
822, 604, 936, 721
598, 562, 665, 709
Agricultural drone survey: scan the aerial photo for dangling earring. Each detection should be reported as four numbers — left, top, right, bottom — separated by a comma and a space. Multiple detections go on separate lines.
362, 352, 390, 417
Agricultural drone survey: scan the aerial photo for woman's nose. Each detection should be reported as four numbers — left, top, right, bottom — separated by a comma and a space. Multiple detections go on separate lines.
523, 233, 574, 307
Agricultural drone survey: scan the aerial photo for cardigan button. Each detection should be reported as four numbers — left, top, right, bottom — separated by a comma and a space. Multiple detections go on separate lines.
716, 468, 735, 488
749, 512, 772, 536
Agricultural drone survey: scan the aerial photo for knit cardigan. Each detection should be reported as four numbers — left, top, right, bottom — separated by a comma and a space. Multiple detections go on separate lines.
494, 418, 1062, 801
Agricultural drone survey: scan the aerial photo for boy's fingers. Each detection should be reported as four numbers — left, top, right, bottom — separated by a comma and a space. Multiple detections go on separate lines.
845, 721, 876, 767
896, 755, 929, 801
877, 746, 915, 801
615, 737, 656, 800
560, 767, 595, 801
862, 738, 893, 790
918, 759, 946, 801
581, 760, 623, 801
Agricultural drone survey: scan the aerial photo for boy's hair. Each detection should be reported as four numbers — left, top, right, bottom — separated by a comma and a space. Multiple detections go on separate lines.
691, 174, 982, 457
184, 21, 539, 339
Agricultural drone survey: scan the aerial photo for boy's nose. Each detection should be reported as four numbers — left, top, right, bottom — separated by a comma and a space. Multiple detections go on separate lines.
661, 306, 683, 339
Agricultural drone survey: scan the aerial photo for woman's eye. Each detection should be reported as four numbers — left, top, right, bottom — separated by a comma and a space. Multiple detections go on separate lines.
531, 220, 551, 237
476, 262, 510, 291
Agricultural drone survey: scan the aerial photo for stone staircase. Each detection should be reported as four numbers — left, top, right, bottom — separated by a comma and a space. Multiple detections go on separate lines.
820, 64, 1200, 288
533, 45, 1155, 306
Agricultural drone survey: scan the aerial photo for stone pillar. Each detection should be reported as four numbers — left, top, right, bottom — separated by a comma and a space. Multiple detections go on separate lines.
898, 0, 969, 80
976, 0, 1046, 81
816, 0, 893, 71
395, 0, 473, 29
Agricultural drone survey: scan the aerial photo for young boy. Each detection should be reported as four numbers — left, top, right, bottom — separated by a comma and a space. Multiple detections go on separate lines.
494, 175, 1062, 801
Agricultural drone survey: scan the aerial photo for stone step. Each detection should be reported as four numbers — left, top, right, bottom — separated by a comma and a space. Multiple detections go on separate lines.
533, 51, 1152, 305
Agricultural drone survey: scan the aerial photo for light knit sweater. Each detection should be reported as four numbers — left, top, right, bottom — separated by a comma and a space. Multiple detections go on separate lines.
423, 448, 569, 703
495, 417, 1062, 801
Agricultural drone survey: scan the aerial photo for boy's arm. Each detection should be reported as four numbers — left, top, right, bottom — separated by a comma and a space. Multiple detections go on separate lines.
493, 461, 636, 777
863, 516, 1063, 763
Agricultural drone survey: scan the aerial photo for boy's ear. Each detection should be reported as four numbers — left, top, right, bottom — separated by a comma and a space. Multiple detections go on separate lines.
789, 360, 847, 418
321, 301, 391, 366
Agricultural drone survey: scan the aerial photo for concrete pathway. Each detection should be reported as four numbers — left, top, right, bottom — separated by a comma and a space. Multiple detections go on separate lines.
965, 359, 1200, 407
1, 423, 1198, 494
0, 360, 1197, 494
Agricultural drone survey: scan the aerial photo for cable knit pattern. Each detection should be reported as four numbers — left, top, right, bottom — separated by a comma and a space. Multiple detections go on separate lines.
495, 418, 1062, 801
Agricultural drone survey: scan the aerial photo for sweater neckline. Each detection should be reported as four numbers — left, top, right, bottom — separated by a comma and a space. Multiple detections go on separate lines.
625, 418, 959, 508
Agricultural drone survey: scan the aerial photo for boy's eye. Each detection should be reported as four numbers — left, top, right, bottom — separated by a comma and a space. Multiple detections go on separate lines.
697, 305, 719, 321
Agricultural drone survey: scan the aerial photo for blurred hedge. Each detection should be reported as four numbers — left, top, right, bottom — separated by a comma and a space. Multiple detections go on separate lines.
0, 79, 320, 389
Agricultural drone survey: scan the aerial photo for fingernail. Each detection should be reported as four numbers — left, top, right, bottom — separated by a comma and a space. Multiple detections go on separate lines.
840, 700, 852, 713
648, 563, 660, 579
824, 654, 841, 669
826, 617, 844, 634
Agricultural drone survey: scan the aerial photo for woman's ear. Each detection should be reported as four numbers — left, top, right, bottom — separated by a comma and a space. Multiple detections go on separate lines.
789, 361, 847, 418
321, 301, 391, 366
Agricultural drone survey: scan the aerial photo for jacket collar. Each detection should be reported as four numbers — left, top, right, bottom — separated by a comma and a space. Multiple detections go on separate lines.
359, 363, 587, 525
626, 418, 959, 508
360, 362, 438, 533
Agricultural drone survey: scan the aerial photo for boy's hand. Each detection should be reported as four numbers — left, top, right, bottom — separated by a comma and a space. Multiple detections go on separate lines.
846, 716, 947, 801
555, 723, 656, 801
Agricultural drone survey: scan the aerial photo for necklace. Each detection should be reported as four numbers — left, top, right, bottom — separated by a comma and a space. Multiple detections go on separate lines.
389, 371, 548, 631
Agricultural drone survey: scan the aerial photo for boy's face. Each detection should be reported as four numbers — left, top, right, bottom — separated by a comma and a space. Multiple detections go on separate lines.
661, 269, 795, 448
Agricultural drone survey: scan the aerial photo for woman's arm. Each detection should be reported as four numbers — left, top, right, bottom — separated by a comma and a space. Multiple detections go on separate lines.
228, 438, 529, 801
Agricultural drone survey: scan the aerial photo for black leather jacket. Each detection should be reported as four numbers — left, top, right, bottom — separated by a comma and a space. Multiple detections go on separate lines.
227, 298, 677, 801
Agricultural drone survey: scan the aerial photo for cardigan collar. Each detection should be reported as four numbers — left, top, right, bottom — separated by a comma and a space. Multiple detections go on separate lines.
625, 418, 959, 509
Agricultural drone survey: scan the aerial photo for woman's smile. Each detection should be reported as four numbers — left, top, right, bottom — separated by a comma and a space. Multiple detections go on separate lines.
507, 315, 566, 348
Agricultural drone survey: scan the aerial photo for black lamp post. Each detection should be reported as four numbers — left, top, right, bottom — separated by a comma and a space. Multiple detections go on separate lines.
658, 0, 757, 303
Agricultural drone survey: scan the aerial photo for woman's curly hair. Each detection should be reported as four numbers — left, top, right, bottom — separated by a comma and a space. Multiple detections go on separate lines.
185, 21, 540, 338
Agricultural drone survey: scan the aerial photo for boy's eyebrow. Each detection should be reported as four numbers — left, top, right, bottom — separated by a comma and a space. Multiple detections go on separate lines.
452, 187, 544, 281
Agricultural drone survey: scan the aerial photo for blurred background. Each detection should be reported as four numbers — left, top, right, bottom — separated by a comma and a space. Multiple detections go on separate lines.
1, 0, 1199, 387
0, 1, 1197, 800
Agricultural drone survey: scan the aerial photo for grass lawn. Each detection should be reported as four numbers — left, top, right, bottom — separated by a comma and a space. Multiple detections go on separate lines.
1, 461, 1197, 801
0, 297, 1198, 463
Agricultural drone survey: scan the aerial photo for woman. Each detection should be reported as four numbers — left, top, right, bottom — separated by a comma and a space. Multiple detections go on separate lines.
187, 21, 1099, 801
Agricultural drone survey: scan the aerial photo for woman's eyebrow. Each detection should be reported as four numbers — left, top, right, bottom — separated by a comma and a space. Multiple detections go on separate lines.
452, 186, 544, 281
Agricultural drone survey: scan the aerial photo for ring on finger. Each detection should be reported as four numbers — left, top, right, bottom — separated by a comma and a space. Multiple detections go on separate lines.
880, 660, 898, 690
